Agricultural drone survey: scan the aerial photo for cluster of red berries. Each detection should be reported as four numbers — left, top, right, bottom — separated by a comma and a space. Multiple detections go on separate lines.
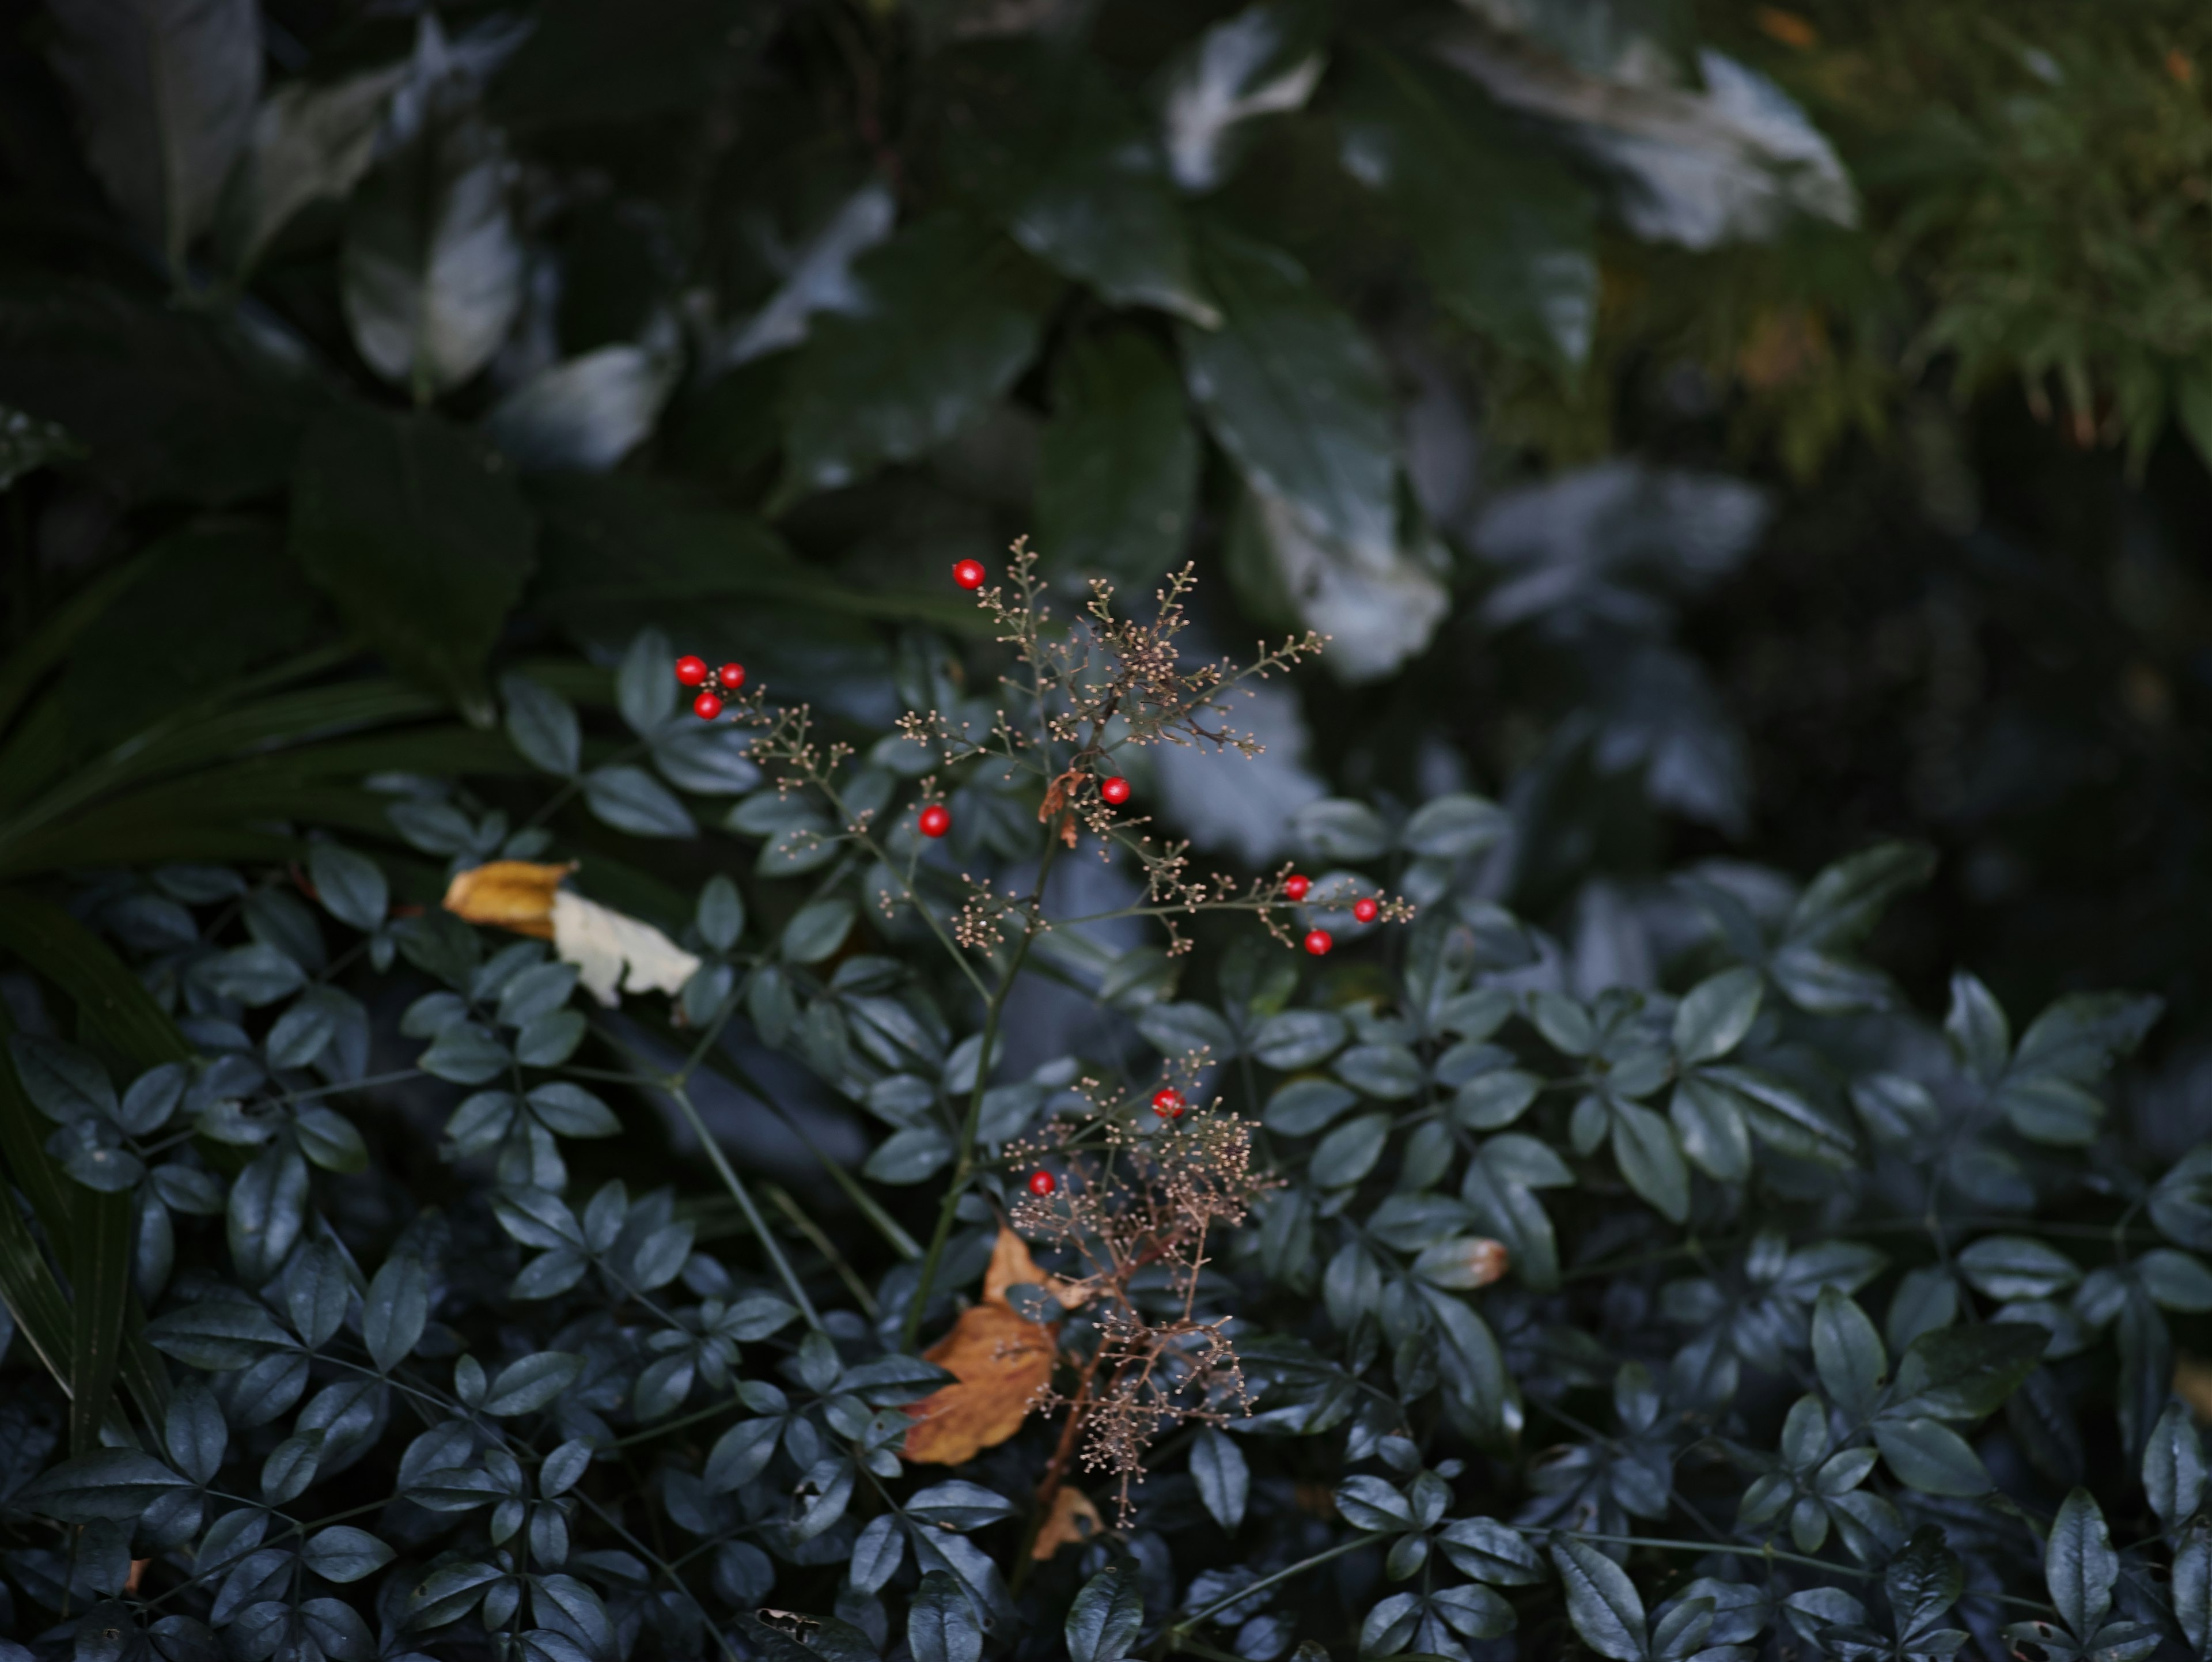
674, 656, 745, 721
1282, 873, 1388, 955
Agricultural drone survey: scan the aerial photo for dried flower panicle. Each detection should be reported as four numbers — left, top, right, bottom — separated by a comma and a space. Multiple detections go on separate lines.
1007, 1105, 1277, 1524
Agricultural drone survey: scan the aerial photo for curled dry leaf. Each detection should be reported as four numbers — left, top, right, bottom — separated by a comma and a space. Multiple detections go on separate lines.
1031, 1484, 1103, 1559
984, 1224, 1090, 1311
904, 1226, 1084, 1465
442, 859, 703, 1005
442, 860, 572, 940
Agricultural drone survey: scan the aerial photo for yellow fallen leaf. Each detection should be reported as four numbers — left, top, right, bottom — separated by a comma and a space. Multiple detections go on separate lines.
443, 861, 572, 940
903, 1301, 1055, 1466
1032, 1485, 1103, 1559
442, 861, 702, 1006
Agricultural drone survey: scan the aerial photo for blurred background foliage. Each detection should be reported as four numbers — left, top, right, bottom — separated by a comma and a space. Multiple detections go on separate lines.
5, 0, 2212, 1104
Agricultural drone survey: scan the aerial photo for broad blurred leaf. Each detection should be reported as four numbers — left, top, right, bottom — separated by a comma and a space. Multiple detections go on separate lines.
486, 343, 680, 472
778, 212, 1058, 496
719, 183, 895, 368
47, 0, 262, 272
1161, 3, 1325, 194
221, 63, 409, 275
1035, 331, 1199, 589
944, 41, 1217, 327
342, 98, 523, 400
1338, 41, 1597, 366
290, 402, 537, 714
1181, 225, 1397, 558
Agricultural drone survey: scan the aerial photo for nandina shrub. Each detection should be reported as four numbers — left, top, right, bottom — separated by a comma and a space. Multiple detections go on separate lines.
0, 561, 2205, 1662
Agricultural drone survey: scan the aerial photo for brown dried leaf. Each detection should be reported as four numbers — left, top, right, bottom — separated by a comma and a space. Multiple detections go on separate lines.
903, 1303, 1055, 1465
1031, 1485, 1104, 1559
2176, 1353, 2212, 1421
984, 1225, 1090, 1310
442, 860, 574, 940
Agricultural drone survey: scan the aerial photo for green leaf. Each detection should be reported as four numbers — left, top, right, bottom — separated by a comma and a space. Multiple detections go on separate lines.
1551, 1538, 1646, 1661
1066, 1563, 1143, 1662
584, 765, 696, 838
1673, 967, 1763, 1065
2147, 1402, 2207, 1526
1668, 1076, 1750, 1182
1811, 1288, 1886, 1419
1610, 1101, 1689, 1224
1035, 330, 1201, 590
502, 673, 582, 777
290, 402, 537, 715
16, 1447, 189, 1522
1889, 1322, 2044, 1419
779, 212, 1058, 497
1871, 1417, 1989, 1496
0, 890, 191, 1066
1337, 41, 1597, 366
364, 1251, 429, 1373
911, 1570, 984, 1662
943, 41, 1217, 326
1944, 972, 2012, 1083
2046, 1489, 2116, 1639
342, 102, 522, 399
67, 1187, 131, 1454
47, 0, 261, 273
1401, 794, 1509, 861
1312, 1111, 1391, 1187
300, 1524, 396, 1584
1785, 842, 1937, 952
1190, 1426, 1248, 1531
1180, 224, 1397, 558
782, 898, 857, 966
1956, 1235, 2079, 1302
1702, 1065, 1856, 1167
1884, 1527, 1963, 1639
481, 1351, 583, 1417
219, 63, 405, 277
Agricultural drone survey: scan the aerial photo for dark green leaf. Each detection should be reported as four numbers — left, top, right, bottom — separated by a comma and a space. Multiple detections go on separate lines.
18, 1448, 189, 1521
291, 402, 536, 714
1812, 1289, 1886, 1419
1066, 1564, 1142, 1662
1551, 1538, 1646, 1661
1180, 224, 1397, 558
47, 0, 260, 271
1337, 41, 1597, 365
1190, 1427, 1248, 1531
944, 41, 1216, 325
911, 1570, 984, 1662
2045, 1489, 2116, 1639
780, 213, 1058, 496
1036, 330, 1200, 590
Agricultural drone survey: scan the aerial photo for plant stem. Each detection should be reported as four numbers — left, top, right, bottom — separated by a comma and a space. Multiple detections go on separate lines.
900, 842, 1059, 1350
663, 1079, 822, 1332
1167, 1538, 1367, 1637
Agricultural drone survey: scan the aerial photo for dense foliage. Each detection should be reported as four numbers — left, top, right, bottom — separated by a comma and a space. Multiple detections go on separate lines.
8, 1, 2212, 1661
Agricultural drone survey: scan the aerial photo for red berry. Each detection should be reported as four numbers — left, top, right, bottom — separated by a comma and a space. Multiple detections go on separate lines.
919, 804, 952, 839
1353, 897, 1380, 924
1304, 929, 1333, 956
1028, 1170, 1055, 1196
675, 656, 707, 687
692, 691, 724, 721
952, 559, 986, 590
1099, 776, 1132, 806
1152, 1087, 1185, 1119
1284, 874, 1311, 902
716, 662, 746, 691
